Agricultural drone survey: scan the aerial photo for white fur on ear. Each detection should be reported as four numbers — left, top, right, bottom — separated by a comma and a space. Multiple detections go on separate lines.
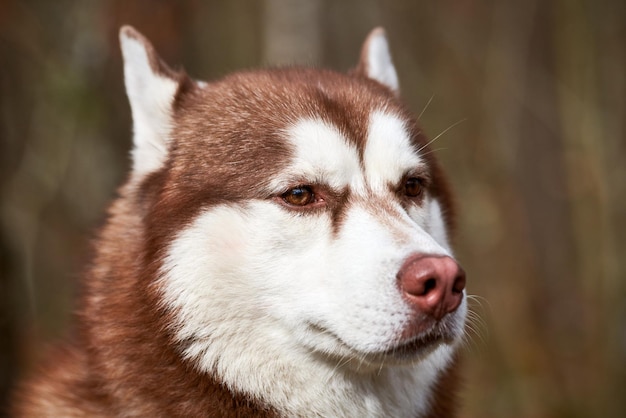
358, 28, 399, 93
119, 26, 179, 179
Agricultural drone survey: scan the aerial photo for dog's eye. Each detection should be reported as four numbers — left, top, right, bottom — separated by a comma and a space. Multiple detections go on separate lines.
405, 178, 424, 197
282, 186, 315, 206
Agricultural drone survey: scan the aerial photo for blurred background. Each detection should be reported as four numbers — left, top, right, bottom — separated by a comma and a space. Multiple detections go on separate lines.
1, 0, 625, 417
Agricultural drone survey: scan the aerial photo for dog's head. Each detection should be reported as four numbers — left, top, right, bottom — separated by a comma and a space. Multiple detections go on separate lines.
119, 26, 466, 377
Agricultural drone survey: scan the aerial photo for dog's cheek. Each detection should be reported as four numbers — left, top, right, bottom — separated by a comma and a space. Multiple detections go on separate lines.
158, 206, 254, 329
159, 202, 334, 331
240, 202, 337, 321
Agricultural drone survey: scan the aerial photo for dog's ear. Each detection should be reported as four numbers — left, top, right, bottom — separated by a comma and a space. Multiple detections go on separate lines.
119, 25, 186, 179
356, 27, 399, 94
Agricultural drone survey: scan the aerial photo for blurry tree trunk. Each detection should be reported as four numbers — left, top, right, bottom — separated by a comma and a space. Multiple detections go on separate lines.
262, 0, 322, 65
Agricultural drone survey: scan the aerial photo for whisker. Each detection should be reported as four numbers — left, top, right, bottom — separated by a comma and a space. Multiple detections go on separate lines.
418, 147, 447, 158
376, 356, 386, 376
326, 354, 355, 383
355, 352, 367, 373
418, 94, 435, 120
417, 118, 467, 153
458, 294, 490, 355
462, 317, 485, 351
469, 296, 490, 322
460, 330, 481, 353
466, 316, 488, 341
464, 314, 488, 348
467, 294, 492, 309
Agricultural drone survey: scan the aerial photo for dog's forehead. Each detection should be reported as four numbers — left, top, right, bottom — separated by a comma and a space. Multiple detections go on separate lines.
180, 69, 417, 139
175, 68, 426, 190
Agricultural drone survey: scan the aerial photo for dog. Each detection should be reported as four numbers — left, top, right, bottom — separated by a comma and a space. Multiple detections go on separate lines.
12, 26, 467, 417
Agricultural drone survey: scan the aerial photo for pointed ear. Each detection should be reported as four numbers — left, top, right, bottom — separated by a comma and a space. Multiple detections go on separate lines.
356, 27, 399, 94
119, 25, 184, 179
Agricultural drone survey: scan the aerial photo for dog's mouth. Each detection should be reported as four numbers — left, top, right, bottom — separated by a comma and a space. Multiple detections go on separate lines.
382, 329, 453, 361
306, 320, 459, 365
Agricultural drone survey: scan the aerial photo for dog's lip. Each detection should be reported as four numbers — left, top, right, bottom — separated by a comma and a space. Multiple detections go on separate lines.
383, 330, 452, 359
306, 321, 455, 361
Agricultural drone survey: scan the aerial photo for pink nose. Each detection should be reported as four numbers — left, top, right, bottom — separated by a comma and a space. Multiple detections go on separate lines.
397, 255, 466, 320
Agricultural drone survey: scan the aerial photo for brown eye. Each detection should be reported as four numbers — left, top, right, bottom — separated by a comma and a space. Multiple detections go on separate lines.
282, 186, 315, 206
405, 178, 424, 197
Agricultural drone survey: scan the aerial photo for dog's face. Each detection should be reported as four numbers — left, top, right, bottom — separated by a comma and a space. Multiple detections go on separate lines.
120, 27, 466, 381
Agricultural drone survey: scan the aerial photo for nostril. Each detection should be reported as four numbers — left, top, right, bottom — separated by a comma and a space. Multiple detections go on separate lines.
452, 269, 466, 294
423, 278, 437, 295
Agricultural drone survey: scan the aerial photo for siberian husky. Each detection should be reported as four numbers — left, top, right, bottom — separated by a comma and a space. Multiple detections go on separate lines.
12, 26, 467, 417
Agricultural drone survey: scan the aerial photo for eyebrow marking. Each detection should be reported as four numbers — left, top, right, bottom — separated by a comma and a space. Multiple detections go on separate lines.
273, 118, 365, 194
363, 111, 423, 193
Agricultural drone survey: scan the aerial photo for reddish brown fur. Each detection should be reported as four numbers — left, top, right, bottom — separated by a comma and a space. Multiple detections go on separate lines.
12, 186, 279, 417
12, 30, 461, 417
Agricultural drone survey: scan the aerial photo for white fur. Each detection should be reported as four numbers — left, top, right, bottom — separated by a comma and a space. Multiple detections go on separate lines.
119, 32, 178, 179
363, 29, 399, 93
426, 199, 452, 250
158, 116, 466, 417
160, 204, 456, 417
271, 119, 364, 193
364, 111, 422, 192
